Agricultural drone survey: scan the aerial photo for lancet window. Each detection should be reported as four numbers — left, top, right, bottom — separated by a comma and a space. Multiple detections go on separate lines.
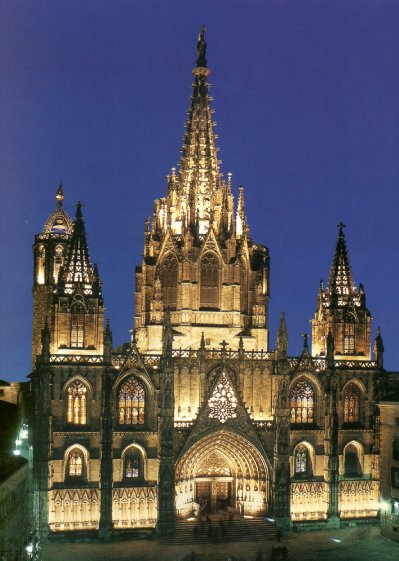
68, 448, 84, 478
160, 254, 178, 310
290, 378, 315, 424
53, 244, 64, 281
37, 245, 45, 285
344, 443, 362, 477
70, 303, 85, 348
294, 445, 312, 478
118, 377, 145, 425
343, 383, 360, 424
343, 322, 355, 353
124, 448, 143, 480
67, 380, 87, 424
200, 253, 220, 309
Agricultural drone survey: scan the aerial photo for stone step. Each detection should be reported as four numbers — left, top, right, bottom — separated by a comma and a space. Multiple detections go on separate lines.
164, 519, 278, 545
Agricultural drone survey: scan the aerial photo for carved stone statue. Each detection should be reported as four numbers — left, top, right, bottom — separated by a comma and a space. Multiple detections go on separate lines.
196, 25, 207, 67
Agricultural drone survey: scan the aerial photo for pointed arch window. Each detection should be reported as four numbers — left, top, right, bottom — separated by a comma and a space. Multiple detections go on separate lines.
343, 383, 360, 424
160, 254, 178, 310
67, 380, 87, 424
294, 445, 312, 478
200, 253, 220, 309
37, 245, 45, 285
70, 302, 85, 348
343, 321, 355, 354
124, 447, 143, 480
344, 443, 362, 477
290, 378, 315, 424
67, 448, 84, 478
53, 244, 65, 281
118, 377, 145, 425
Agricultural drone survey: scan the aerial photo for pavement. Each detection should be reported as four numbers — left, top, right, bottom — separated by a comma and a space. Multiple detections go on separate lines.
42, 524, 399, 561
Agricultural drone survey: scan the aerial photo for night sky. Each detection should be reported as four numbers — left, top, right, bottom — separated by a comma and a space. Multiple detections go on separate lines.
1, 1, 399, 382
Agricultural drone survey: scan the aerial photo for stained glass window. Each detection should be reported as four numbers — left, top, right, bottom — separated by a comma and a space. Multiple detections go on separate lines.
208, 372, 237, 423
70, 303, 85, 348
124, 448, 142, 479
295, 445, 308, 476
161, 254, 178, 310
200, 253, 220, 309
118, 377, 145, 425
67, 380, 87, 424
290, 378, 314, 424
68, 448, 84, 477
343, 383, 360, 424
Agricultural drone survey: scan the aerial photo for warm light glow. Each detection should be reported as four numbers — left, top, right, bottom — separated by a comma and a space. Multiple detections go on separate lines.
118, 377, 145, 425
208, 372, 237, 423
67, 380, 87, 424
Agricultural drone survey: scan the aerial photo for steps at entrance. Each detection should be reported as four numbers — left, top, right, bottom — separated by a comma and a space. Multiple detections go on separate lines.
164, 518, 278, 545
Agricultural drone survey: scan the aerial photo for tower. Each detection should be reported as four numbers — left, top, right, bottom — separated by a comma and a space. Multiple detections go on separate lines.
311, 223, 371, 359
32, 184, 73, 366
51, 201, 104, 355
134, 27, 270, 354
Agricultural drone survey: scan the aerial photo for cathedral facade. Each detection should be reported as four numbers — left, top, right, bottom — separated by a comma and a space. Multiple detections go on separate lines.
32, 31, 385, 539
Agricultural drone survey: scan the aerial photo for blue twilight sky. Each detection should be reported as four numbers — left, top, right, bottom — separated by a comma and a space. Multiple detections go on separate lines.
1, 0, 399, 382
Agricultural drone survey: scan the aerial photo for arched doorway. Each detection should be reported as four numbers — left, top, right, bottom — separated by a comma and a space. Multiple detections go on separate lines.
175, 429, 269, 518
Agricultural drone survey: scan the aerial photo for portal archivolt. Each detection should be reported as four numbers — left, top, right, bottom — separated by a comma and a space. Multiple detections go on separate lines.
175, 429, 269, 517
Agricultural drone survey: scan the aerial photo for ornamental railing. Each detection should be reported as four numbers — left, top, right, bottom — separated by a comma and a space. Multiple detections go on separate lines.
50, 354, 103, 364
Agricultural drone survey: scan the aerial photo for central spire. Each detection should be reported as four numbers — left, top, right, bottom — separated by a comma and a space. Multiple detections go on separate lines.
176, 27, 223, 231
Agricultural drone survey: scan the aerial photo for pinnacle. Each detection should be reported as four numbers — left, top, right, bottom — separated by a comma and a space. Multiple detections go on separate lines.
327, 223, 355, 298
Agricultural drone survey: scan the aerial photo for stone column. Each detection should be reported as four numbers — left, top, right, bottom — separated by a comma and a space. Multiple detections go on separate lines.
272, 371, 292, 532
99, 368, 114, 537
157, 313, 176, 537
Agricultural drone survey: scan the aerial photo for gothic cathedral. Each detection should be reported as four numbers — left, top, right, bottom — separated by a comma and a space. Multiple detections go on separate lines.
32, 30, 385, 538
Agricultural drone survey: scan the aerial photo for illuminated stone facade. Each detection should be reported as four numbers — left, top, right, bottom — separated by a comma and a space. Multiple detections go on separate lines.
31, 30, 395, 540
379, 401, 399, 542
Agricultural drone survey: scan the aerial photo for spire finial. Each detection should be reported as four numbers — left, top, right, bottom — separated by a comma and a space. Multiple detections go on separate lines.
56, 182, 64, 207
196, 25, 207, 68
337, 221, 346, 232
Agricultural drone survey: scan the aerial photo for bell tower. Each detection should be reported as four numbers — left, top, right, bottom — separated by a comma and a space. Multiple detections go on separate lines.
51, 202, 104, 355
312, 223, 371, 359
134, 28, 270, 353
32, 184, 73, 366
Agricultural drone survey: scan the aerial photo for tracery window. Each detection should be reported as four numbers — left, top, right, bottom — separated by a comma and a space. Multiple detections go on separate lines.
344, 443, 362, 477
200, 253, 220, 309
208, 372, 237, 424
70, 303, 85, 348
68, 448, 84, 478
343, 322, 355, 353
294, 445, 312, 478
54, 245, 64, 281
160, 254, 178, 310
124, 448, 142, 480
67, 380, 87, 424
290, 378, 315, 424
343, 383, 360, 424
118, 377, 145, 425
